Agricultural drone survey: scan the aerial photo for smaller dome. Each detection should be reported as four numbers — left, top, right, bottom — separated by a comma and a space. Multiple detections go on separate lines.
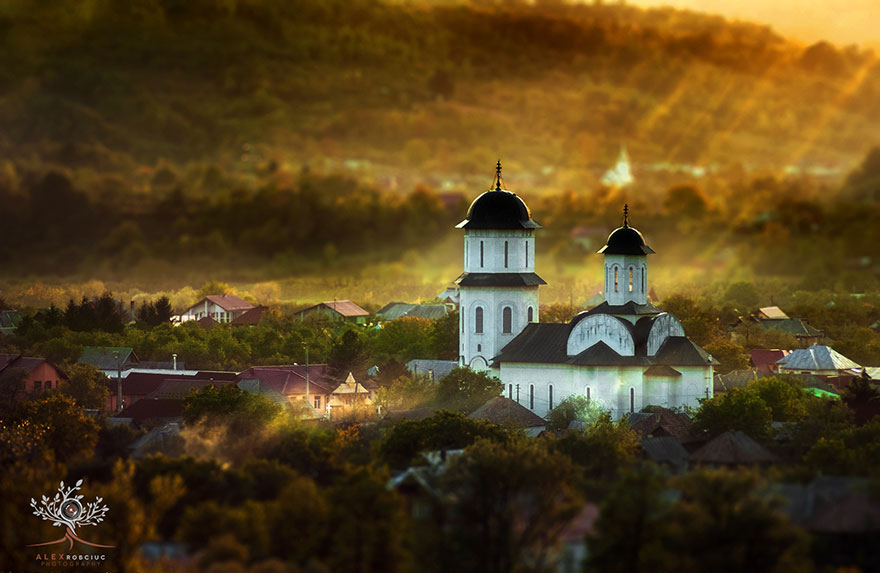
598, 205, 654, 255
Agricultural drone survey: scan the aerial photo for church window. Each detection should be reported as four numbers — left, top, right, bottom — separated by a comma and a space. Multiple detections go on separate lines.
502, 307, 512, 334
475, 307, 483, 334
549, 385, 554, 410
586, 387, 591, 400
504, 241, 509, 268
480, 241, 484, 267
528, 307, 534, 322
525, 241, 529, 267
630, 388, 635, 413
641, 266, 645, 293
629, 267, 633, 292
614, 267, 619, 292
477, 344, 481, 352
529, 384, 534, 409
509, 384, 513, 399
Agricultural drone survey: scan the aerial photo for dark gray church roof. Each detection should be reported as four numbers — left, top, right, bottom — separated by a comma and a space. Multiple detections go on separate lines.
455, 272, 547, 287
494, 323, 712, 367
582, 301, 662, 318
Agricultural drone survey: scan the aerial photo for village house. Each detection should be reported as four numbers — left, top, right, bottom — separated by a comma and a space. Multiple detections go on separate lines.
178, 294, 255, 324
376, 302, 450, 321
737, 306, 824, 347
0, 353, 66, 400
295, 300, 370, 324
79, 346, 139, 376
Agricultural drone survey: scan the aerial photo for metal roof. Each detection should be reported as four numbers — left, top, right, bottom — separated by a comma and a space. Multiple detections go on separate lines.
203, 294, 255, 311
454, 272, 547, 288
689, 430, 777, 465
377, 303, 449, 321
777, 345, 860, 371
79, 347, 138, 371
469, 396, 547, 428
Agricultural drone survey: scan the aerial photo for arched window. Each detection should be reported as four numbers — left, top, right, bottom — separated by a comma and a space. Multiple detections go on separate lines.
475, 307, 483, 334
629, 267, 634, 293
502, 307, 512, 334
480, 241, 484, 267
586, 387, 591, 400
527, 306, 534, 322
630, 387, 635, 413
509, 384, 513, 399
614, 267, 619, 292
641, 266, 646, 293
549, 385, 554, 410
529, 384, 534, 409
504, 241, 509, 268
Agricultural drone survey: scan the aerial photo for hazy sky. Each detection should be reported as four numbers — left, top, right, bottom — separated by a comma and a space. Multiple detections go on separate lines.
626, 0, 879, 48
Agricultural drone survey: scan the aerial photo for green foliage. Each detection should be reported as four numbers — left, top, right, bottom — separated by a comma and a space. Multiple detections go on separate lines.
803, 418, 880, 475
703, 338, 750, 375
375, 374, 435, 412
434, 367, 503, 413
136, 295, 173, 326
59, 363, 109, 409
370, 317, 435, 364
438, 437, 581, 573
540, 303, 581, 323
63, 292, 128, 333
546, 394, 603, 431
749, 377, 806, 422
329, 328, 370, 382
15, 393, 99, 463
378, 410, 509, 468
550, 413, 640, 481
692, 388, 773, 441
182, 384, 283, 433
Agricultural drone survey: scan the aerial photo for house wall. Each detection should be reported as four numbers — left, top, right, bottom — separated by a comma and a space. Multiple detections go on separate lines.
181, 300, 247, 323
498, 363, 713, 420
25, 362, 63, 393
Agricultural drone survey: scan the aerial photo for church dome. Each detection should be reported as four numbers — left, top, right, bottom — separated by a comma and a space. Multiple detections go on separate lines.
598, 205, 655, 255
456, 162, 541, 230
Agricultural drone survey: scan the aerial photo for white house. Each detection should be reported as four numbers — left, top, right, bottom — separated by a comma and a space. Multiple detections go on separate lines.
178, 294, 255, 324
452, 165, 714, 420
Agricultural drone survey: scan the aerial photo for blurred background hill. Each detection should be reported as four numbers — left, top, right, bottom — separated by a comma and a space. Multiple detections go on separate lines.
1, 0, 879, 305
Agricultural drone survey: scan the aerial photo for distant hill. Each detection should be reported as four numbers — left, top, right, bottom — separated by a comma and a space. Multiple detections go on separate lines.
0, 0, 878, 193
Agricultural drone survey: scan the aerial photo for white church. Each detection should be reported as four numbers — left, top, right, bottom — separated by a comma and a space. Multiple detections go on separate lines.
453, 163, 714, 420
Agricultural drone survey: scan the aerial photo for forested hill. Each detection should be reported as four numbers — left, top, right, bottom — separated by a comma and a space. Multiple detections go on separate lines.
1, 0, 878, 192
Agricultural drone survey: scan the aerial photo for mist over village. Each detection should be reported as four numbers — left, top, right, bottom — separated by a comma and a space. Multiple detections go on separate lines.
3, 1, 880, 572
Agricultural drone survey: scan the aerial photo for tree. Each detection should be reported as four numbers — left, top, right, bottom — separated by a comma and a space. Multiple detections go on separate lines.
60, 363, 109, 409
182, 384, 283, 436
692, 388, 773, 441
434, 367, 503, 412
703, 337, 749, 375
550, 413, 640, 480
438, 438, 582, 573
0, 367, 28, 413
430, 310, 459, 360
375, 374, 435, 412
749, 376, 806, 422
15, 394, 99, 463
378, 411, 508, 468
370, 317, 434, 363
723, 281, 760, 312
136, 296, 174, 326
540, 303, 581, 323
328, 329, 370, 383
546, 395, 603, 431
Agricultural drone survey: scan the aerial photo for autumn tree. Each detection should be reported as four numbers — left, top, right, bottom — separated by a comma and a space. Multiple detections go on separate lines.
60, 363, 109, 409
434, 367, 503, 412
692, 387, 773, 441
15, 393, 99, 463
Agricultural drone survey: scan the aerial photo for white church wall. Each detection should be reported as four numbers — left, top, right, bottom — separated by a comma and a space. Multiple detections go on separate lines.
464, 230, 534, 273
646, 314, 686, 355
460, 286, 539, 370
566, 315, 635, 356
499, 363, 713, 420
603, 254, 648, 305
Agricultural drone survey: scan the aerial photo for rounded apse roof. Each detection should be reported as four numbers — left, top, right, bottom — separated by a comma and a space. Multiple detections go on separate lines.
456, 161, 541, 230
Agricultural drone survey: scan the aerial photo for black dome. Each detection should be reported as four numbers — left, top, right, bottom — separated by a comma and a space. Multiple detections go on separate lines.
456, 189, 541, 230
598, 226, 654, 255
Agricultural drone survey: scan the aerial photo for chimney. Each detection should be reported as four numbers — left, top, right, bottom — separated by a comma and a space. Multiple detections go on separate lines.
172, 353, 178, 371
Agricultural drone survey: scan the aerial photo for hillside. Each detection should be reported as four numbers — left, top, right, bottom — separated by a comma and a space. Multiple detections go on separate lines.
0, 0, 877, 192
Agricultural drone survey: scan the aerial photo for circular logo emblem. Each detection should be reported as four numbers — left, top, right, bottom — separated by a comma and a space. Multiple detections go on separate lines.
61, 499, 83, 520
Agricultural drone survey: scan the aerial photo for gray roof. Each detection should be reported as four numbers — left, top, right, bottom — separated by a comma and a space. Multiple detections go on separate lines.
584, 301, 662, 317
689, 430, 777, 465
377, 302, 449, 321
641, 436, 689, 470
406, 360, 458, 381
469, 397, 547, 429
454, 272, 546, 287
758, 318, 823, 337
777, 345, 860, 371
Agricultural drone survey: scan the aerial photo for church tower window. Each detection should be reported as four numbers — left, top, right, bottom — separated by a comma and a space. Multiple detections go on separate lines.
475, 307, 484, 334
630, 387, 635, 413
528, 307, 534, 322
525, 241, 529, 267
504, 241, 509, 268
502, 307, 512, 334
614, 267, 619, 292
529, 384, 534, 409
549, 385, 554, 410
480, 241, 484, 267
629, 267, 634, 293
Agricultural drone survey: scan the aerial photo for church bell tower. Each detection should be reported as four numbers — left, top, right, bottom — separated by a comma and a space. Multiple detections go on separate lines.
598, 204, 654, 306
454, 162, 545, 371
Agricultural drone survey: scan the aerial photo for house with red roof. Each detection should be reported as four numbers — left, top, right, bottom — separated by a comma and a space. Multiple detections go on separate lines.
0, 353, 66, 402
178, 294, 255, 324
749, 349, 790, 374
